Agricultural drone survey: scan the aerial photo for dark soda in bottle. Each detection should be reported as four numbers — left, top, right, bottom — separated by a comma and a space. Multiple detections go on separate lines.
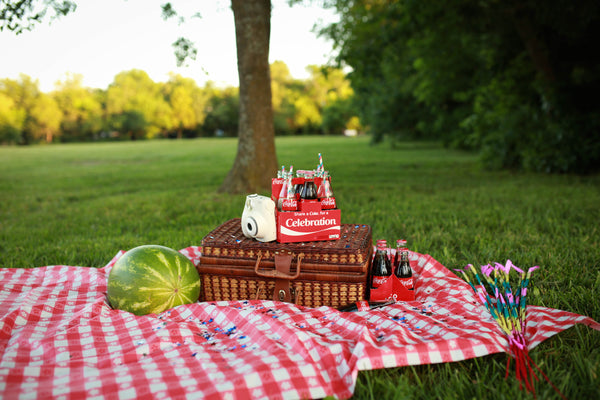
293, 170, 306, 200
300, 170, 318, 200
394, 250, 414, 292
371, 240, 392, 289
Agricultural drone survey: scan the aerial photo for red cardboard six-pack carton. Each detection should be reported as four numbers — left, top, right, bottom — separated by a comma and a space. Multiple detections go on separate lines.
276, 200, 341, 243
368, 244, 416, 302
271, 162, 340, 243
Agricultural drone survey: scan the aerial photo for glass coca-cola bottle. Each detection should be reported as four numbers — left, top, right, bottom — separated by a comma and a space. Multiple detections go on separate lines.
393, 239, 408, 268
278, 169, 297, 211
394, 250, 414, 292
294, 170, 305, 200
317, 171, 336, 209
371, 240, 392, 289
300, 170, 318, 200
277, 170, 289, 211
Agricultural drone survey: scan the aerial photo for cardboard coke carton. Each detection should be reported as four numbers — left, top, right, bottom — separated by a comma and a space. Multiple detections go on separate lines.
368, 248, 416, 302
369, 273, 415, 302
272, 178, 341, 243
277, 207, 341, 243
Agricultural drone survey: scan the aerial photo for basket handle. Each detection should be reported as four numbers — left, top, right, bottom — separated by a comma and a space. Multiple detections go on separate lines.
253, 251, 303, 280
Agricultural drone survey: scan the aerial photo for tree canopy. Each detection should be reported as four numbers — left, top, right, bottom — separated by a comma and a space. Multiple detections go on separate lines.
0, 0, 76, 34
0, 63, 360, 144
321, 0, 600, 173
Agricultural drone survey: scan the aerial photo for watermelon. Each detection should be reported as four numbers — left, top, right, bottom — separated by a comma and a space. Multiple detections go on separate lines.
107, 245, 201, 316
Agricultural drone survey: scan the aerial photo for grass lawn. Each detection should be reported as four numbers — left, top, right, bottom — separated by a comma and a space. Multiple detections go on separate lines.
1, 135, 599, 399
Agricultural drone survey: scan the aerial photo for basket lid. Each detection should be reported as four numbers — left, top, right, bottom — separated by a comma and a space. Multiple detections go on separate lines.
201, 218, 372, 266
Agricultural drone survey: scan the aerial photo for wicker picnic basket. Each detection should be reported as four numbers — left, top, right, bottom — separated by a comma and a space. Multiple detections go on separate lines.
198, 218, 372, 308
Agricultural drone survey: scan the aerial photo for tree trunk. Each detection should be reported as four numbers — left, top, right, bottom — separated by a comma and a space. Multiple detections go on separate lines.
219, 0, 278, 194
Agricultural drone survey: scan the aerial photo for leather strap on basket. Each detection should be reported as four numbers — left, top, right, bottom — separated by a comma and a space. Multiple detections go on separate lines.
254, 251, 304, 303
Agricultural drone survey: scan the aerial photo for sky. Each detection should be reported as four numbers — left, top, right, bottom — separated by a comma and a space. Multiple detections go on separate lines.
0, 0, 339, 92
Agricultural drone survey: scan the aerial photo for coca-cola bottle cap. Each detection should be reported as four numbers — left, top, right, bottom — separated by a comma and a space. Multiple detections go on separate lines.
376, 240, 387, 250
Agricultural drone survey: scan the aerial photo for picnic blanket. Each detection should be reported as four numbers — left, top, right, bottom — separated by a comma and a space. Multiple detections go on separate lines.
1, 248, 598, 399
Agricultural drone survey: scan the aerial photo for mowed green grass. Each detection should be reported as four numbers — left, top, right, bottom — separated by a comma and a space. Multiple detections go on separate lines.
1, 136, 599, 399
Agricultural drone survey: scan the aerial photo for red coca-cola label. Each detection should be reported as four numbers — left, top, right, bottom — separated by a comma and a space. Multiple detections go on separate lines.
371, 275, 389, 289
399, 277, 414, 290
320, 197, 336, 209
281, 198, 297, 211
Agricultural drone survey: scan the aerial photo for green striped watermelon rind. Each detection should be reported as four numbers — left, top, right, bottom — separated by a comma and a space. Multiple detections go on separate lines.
107, 245, 201, 316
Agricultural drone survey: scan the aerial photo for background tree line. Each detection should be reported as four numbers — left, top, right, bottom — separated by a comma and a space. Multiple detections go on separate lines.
320, 0, 600, 174
3, 0, 599, 175
0, 61, 360, 145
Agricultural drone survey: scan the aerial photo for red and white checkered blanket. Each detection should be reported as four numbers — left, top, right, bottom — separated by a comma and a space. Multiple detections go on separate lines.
1, 248, 598, 399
